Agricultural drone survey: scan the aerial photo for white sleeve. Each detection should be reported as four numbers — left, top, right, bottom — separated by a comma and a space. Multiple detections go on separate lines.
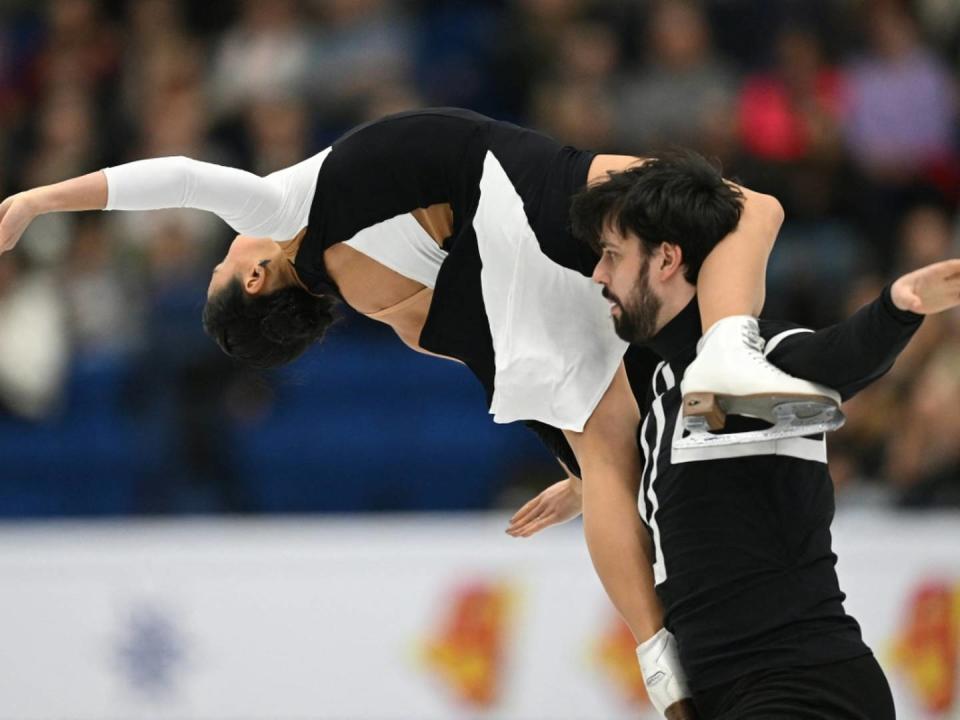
102, 149, 331, 240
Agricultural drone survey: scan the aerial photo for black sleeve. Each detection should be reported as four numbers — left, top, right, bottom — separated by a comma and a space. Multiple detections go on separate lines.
762, 284, 923, 401
317, 109, 490, 244
523, 420, 582, 479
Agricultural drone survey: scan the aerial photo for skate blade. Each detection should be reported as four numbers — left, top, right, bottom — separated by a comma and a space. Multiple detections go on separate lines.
674, 401, 846, 449
683, 392, 839, 428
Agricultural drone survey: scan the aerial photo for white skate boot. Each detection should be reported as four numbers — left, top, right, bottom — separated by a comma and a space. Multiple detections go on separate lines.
675, 316, 845, 449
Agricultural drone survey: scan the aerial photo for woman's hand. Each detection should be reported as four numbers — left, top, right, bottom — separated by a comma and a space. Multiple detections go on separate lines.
891, 258, 960, 315
0, 191, 42, 255
506, 477, 583, 537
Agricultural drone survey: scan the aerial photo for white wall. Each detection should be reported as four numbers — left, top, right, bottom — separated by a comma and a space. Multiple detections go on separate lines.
0, 511, 957, 720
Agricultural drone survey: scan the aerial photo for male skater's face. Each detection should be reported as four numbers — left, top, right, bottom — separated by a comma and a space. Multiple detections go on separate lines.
592, 227, 663, 343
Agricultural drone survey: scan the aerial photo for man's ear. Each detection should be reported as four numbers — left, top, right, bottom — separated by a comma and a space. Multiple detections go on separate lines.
243, 261, 268, 296
657, 242, 685, 281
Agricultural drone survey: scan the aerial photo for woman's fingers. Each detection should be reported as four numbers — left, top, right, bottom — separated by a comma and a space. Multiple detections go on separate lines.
517, 514, 556, 537
508, 503, 548, 535
934, 258, 960, 277
0, 199, 28, 253
507, 479, 582, 537
0, 195, 14, 220
509, 512, 549, 537
508, 501, 555, 535
510, 496, 543, 525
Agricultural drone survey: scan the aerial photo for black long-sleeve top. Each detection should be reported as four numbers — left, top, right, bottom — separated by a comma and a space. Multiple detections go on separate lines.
636, 286, 923, 692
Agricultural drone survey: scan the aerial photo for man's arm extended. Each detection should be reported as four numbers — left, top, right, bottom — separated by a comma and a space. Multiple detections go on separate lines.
562, 362, 662, 641
765, 260, 960, 399
563, 363, 697, 719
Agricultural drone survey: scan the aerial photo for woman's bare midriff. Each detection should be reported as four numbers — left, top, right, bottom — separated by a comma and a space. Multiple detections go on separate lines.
318, 155, 640, 355
321, 230, 444, 357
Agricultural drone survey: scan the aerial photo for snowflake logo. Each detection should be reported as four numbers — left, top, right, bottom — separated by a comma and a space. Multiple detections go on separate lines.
114, 604, 185, 698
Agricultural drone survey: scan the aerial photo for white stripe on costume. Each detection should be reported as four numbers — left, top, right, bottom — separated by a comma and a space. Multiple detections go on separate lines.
642, 362, 673, 586
764, 328, 814, 357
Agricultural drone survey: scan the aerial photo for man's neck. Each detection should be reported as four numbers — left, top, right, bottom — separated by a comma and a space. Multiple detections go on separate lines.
647, 287, 701, 362
655, 284, 697, 337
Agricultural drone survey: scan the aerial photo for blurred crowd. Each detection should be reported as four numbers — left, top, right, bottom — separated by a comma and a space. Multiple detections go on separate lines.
0, 0, 957, 514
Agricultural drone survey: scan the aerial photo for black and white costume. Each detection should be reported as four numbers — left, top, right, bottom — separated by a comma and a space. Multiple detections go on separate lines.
637, 285, 922, 717
104, 109, 630, 471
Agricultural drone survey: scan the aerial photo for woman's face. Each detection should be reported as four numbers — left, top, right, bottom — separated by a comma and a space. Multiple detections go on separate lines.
207, 235, 278, 298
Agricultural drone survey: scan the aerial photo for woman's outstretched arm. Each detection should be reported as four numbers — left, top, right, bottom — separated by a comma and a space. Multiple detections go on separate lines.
0, 152, 328, 253
0, 171, 107, 253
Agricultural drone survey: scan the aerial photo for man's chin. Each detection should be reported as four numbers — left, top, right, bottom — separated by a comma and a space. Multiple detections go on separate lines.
611, 316, 633, 343
612, 314, 655, 344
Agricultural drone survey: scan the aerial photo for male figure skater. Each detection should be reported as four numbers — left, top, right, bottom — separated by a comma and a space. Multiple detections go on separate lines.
556, 150, 957, 718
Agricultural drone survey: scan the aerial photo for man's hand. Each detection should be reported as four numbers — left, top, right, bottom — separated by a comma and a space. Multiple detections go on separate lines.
665, 699, 700, 720
0, 191, 41, 255
891, 259, 960, 315
506, 477, 582, 537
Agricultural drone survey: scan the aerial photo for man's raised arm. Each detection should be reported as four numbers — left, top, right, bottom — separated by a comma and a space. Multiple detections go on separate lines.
764, 259, 960, 400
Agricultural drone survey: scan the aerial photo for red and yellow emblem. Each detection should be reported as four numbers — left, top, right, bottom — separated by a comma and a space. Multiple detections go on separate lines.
891, 580, 960, 714
422, 581, 514, 709
595, 614, 651, 707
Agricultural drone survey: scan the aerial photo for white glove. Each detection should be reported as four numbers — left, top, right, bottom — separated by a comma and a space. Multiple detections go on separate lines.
636, 628, 691, 716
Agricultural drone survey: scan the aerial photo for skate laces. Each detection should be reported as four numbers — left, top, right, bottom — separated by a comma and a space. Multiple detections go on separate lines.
740, 324, 765, 354
740, 325, 791, 376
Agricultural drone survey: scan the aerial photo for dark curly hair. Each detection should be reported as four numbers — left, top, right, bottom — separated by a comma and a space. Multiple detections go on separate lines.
202, 278, 338, 369
571, 149, 744, 285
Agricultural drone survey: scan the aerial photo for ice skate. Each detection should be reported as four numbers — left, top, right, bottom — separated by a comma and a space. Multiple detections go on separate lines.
675, 316, 845, 449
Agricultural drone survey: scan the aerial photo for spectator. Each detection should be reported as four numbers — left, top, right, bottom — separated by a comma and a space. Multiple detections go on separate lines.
530, 20, 619, 150
842, 1, 956, 182
116, 0, 203, 140
736, 26, 862, 328
895, 203, 958, 273
886, 342, 960, 507
614, 0, 736, 158
61, 215, 142, 358
312, 0, 415, 131
35, 0, 120, 96
0, 254, 69, 420
208, 0, 313, 122
738, 28, 847, 166
244, 95, 312, 175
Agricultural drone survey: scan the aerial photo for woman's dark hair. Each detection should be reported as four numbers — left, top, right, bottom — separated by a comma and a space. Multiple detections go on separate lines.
202, 278, 337, 369
571, 149, 744, 284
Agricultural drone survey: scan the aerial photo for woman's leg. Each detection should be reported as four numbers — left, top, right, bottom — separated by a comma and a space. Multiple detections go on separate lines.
696, 186, 780, 330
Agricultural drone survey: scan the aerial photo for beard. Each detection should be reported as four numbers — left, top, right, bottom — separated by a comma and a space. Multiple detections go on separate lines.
604, 257, 662, 344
